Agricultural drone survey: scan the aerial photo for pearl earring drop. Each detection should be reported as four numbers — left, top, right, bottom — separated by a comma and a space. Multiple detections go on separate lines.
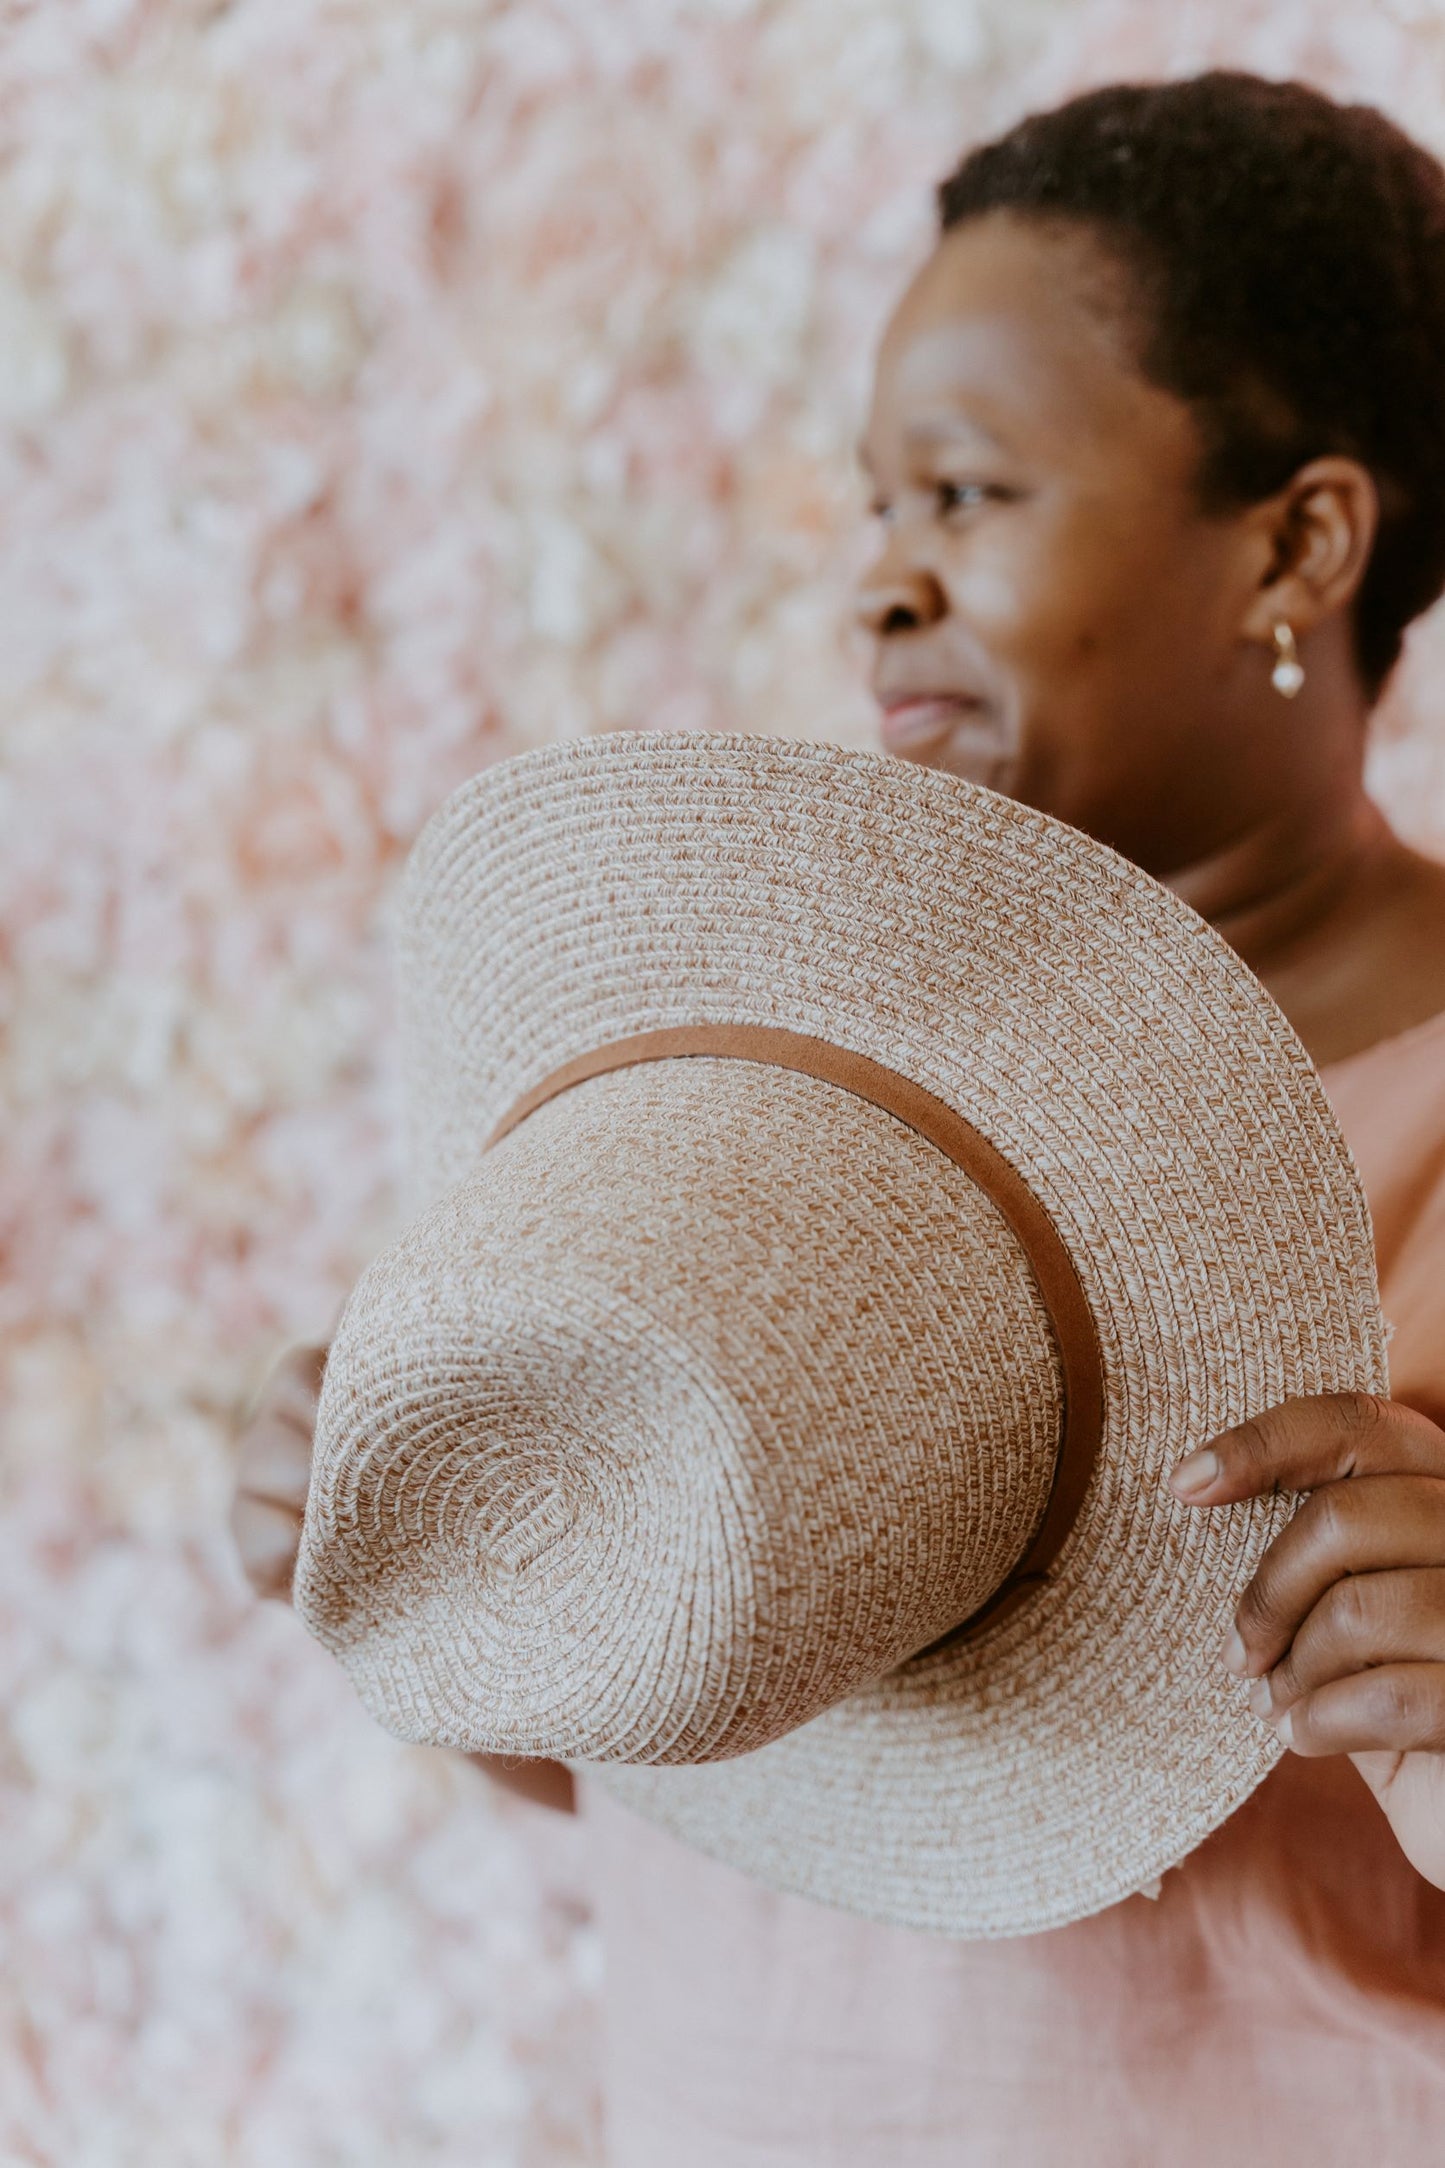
1271, 622, 1305, 699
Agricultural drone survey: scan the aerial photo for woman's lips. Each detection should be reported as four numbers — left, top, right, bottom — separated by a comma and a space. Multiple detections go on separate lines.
877, 693, 1019, 788
879, 695, 984, 751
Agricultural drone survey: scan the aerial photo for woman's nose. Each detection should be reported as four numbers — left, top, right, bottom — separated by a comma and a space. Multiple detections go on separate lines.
853, 562, 948, 638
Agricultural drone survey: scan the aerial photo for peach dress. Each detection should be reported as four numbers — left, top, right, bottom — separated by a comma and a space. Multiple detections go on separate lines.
578, 1004, 1445, 2166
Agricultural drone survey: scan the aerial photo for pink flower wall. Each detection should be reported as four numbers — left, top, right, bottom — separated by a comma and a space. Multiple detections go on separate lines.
4, 1, 1444, 2159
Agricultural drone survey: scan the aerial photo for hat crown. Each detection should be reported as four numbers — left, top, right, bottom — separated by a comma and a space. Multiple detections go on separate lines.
299, 1059, 1064, 1762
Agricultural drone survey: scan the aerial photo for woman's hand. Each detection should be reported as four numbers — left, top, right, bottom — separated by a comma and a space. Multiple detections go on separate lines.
228, 1340, 576, 1815
1171, 1391, 1445, 1890
230, 1341, 327, 1601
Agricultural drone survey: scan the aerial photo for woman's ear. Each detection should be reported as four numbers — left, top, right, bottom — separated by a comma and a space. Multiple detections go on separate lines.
1238, 456, 1380, 644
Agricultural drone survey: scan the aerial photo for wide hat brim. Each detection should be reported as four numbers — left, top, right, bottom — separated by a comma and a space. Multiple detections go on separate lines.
299, 731, 1386, 1937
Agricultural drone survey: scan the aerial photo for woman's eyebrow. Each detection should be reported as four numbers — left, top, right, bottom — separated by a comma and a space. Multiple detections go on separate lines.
857, 416, 1008, 473
908, 415, 1009, 453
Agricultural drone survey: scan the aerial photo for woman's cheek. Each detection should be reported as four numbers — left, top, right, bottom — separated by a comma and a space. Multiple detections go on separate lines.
945, 520, 1102, 670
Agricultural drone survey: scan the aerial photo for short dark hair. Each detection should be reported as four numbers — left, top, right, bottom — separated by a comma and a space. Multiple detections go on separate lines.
936, 72, 1445, 697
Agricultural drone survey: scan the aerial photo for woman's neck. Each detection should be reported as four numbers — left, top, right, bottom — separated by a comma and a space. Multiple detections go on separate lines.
1163, 787, 1445, 1066
1165, 786, 1389, 968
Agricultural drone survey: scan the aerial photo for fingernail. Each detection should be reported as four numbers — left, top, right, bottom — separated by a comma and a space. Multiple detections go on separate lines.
1247, 1675, 1273, 1718
1223, 1628, 1248, 1675
1170, 1448, 1220, 1499
1275, 1708, 1294, 1746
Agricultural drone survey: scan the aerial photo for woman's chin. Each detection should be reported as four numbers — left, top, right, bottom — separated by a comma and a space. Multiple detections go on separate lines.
879, 719, 1022, 797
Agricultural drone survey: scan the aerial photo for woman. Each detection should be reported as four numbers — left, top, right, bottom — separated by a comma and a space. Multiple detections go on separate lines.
235, 72, 1445, 2163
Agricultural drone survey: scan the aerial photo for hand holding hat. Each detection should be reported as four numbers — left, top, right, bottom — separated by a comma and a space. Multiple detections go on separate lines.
1172, 1389, 1445, 1893
228, 1347, 1445, 1881
286, 731, 1398, 1935
230, 1342, 327, 1602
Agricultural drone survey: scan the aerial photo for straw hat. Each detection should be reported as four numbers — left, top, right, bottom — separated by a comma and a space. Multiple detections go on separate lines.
295, 731, 1386, 1938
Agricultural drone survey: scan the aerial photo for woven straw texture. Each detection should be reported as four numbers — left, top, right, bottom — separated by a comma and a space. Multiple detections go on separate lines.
295, 732, 1388, 1938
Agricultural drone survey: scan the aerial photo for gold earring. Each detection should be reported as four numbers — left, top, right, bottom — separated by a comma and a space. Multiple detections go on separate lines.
1271, 622, 1305, 699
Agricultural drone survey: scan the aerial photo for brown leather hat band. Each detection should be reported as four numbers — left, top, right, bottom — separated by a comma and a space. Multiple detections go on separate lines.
486, 1023, 1104, 1646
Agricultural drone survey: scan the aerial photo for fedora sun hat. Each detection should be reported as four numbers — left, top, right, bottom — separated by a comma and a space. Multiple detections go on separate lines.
295, 731, 1386, 1938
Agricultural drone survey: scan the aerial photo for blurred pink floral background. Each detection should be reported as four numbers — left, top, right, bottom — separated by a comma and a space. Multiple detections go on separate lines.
5, 1, 1445, 2160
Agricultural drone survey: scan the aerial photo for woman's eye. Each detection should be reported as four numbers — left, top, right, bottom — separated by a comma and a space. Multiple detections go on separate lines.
867, 482, 999, 524
936, 480, 991, 514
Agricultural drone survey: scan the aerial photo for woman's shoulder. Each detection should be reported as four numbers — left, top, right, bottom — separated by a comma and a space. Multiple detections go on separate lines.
1321, 996, 1445, 1082
1318, 974, 1445, 1424
1317, 966, 1445, 1146
1315, 844, 1445, 1245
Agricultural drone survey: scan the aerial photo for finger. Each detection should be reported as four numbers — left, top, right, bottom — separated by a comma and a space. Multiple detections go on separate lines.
1228, 1474, 1445, 1676
228, 1491, 304, 1600
468, 1753, 578, 1814
1271, 1663, 1445, 1757
235, 1409, 315, 1509
1169, 1393, 1445, 1506
1248, 1566, 1445, 1718
252, 1342, 328, 1430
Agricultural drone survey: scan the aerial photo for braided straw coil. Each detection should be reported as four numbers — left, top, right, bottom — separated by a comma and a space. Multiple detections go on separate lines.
295, 732, 1386, 1938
